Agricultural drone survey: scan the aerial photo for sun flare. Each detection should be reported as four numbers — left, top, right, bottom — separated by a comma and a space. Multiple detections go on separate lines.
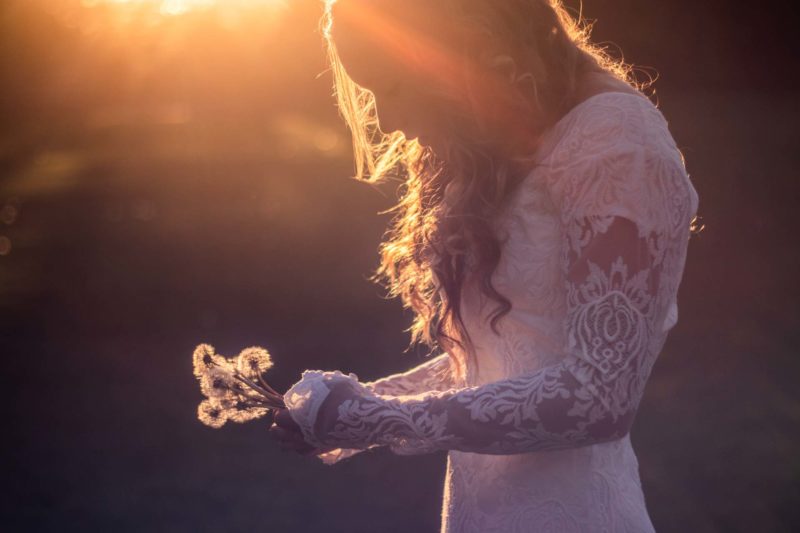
81, 0, 286, 17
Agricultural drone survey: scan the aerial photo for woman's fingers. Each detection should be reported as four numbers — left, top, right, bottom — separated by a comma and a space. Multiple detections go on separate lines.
271, 427, 308, 451
274, 408, 301, 431
268, 415, 318, 455
267, 409, 336, 457
269, 424, 302, 443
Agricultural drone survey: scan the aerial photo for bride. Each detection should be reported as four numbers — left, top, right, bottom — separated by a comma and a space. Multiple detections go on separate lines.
269, 0, 699, 531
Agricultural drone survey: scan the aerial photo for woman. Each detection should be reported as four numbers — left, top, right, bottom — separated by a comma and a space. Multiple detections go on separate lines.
269, 0, 699, 530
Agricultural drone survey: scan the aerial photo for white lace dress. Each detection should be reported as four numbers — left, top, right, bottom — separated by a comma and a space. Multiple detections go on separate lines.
283, 91, 700, 532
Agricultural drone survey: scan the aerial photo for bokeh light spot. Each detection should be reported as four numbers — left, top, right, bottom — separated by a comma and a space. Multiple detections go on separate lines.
1, 202, 19, 226
0, 236, 11, 256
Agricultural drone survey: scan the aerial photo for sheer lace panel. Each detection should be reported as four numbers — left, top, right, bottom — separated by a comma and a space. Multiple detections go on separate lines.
364, 353, 457, 396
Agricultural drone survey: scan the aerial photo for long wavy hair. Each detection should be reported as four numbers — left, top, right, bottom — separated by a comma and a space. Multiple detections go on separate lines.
322, 0, 650, 382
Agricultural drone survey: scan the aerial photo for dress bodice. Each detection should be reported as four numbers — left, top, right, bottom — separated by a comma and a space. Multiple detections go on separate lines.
459, 91, 696, 390
459, 160, 567, 387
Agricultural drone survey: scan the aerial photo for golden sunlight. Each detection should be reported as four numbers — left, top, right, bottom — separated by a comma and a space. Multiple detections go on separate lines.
80, 0, 286, 17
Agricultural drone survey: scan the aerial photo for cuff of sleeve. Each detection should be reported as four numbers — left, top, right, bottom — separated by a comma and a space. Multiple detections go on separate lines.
283, 369, 368, 450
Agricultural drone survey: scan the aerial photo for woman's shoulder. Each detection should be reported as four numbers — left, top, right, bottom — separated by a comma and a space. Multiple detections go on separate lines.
540, 90, 672, 168
531, 91, 699, 235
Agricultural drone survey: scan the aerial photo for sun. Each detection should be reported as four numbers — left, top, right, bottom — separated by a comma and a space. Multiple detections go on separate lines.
80, 0, 286, 17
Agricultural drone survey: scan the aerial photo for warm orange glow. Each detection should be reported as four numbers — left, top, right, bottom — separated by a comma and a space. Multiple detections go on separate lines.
38, 0, 290, 42
80, 0, 286, 17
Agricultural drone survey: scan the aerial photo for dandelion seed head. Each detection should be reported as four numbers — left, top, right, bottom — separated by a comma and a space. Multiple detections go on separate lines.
193, 343, 217, 378
200, 366, 236, 399
236, 346, 273, 378
197, 399, 228, 428
193, 343, 237, 381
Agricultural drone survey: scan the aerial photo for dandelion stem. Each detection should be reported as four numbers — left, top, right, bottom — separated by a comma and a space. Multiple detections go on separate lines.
208, 360, 272, 399
233, 373, 284, 405
257, 374, 282, 397
238, 394, 283, 409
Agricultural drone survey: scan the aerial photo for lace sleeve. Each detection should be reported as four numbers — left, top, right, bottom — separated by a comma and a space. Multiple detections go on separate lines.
363, 353, 458, 396
301, 354, 457, 465
284, 107, 698, 458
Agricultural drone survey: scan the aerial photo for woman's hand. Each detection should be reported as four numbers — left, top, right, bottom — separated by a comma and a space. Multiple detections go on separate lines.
269, 408, 330, 456
272, 372, 373, 457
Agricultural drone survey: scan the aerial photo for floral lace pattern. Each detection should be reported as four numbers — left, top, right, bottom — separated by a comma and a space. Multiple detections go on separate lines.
291, 355, 458, 464
283, 92, 699, 531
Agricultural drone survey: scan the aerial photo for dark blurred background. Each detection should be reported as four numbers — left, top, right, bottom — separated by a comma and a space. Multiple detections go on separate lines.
1, 0, 797, 531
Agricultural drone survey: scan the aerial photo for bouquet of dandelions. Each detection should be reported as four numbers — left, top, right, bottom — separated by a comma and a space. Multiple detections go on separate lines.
192, 343, 285, 428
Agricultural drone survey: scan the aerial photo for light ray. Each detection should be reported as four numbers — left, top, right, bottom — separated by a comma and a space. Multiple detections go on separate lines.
333, 2, 542, 150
